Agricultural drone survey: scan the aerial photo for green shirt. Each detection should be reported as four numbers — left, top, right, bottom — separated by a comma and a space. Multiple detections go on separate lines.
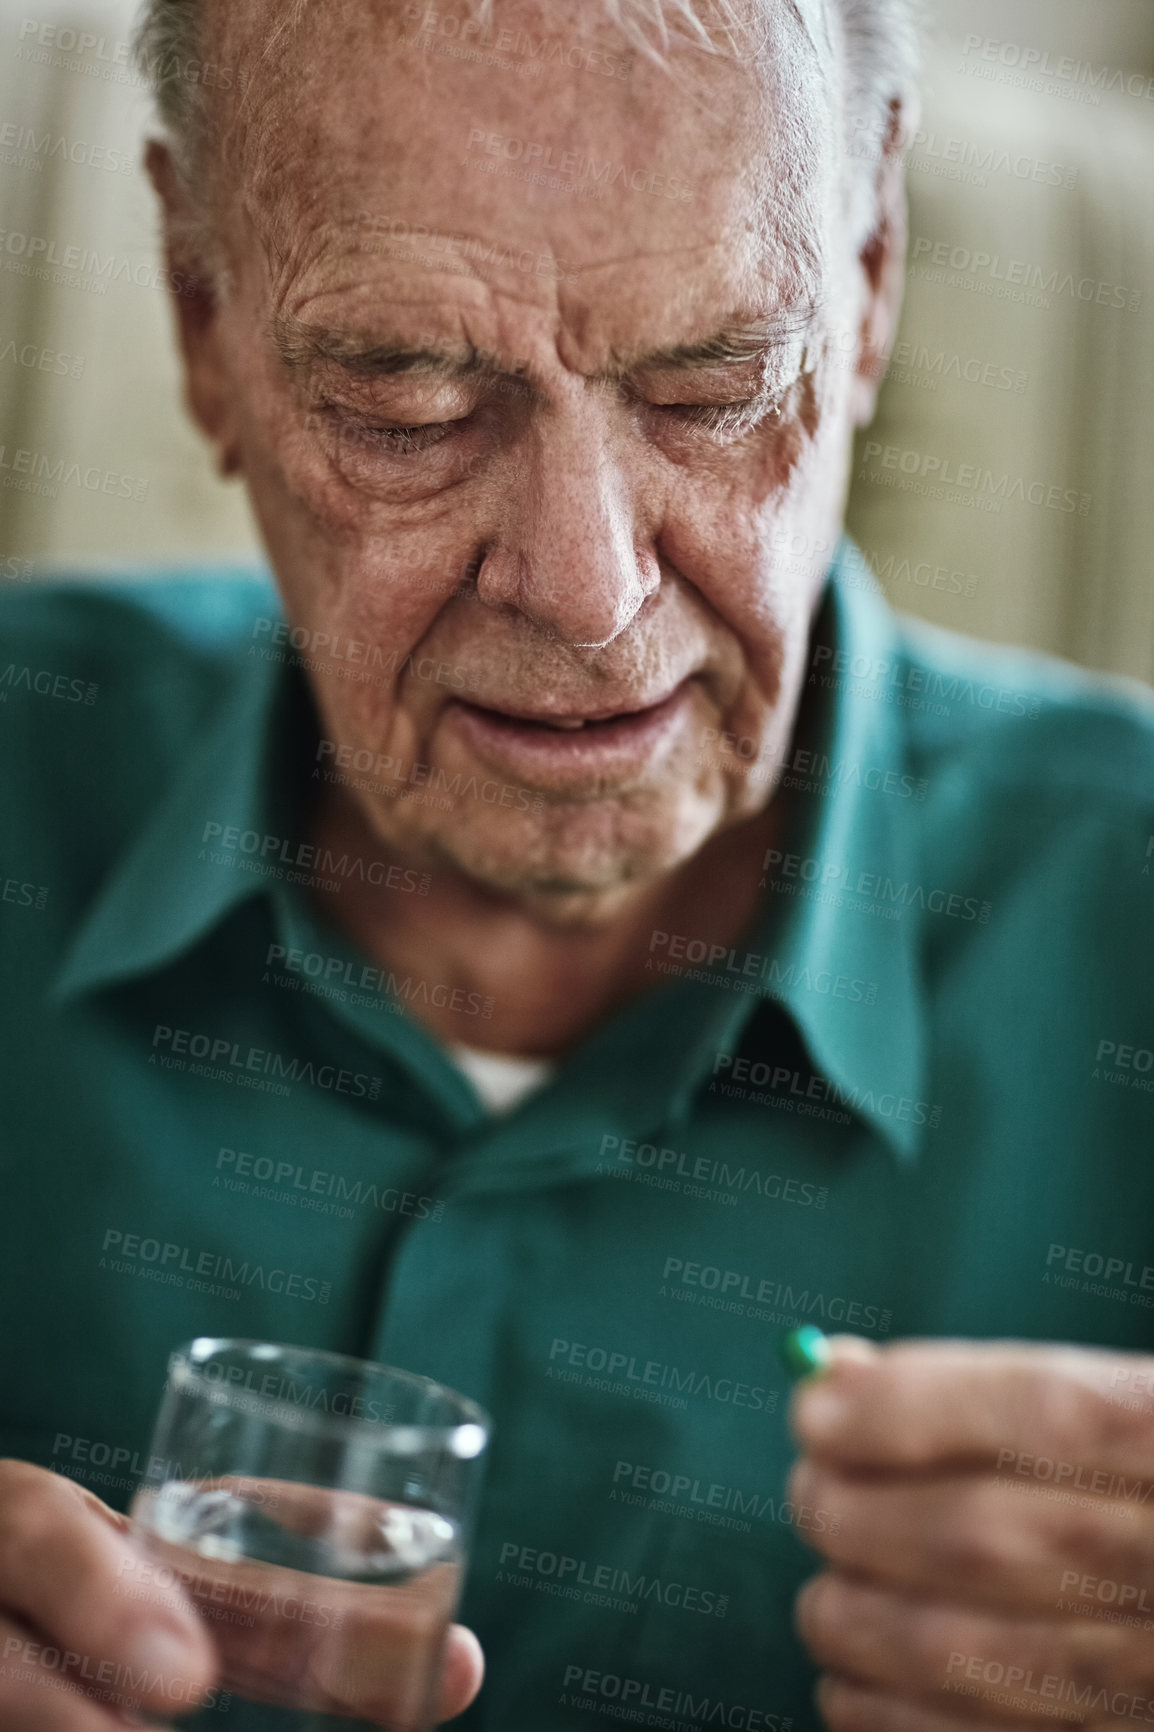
3, 540, 1154, 1732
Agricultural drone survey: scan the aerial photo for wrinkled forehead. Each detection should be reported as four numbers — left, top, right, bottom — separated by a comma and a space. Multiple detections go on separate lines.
205, 0, 841, 97
203, 0, 845, 219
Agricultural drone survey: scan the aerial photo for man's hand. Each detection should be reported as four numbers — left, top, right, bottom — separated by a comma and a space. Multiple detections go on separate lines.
786, 1338, 1154, 1730
0, 1461, 483, 1727
0, 1459, 216, 1728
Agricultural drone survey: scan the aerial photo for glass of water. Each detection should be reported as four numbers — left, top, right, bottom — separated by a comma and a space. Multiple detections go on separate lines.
127, 1338, 490, 1732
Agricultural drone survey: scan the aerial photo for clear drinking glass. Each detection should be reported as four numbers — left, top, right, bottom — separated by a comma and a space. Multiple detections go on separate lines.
126, 1338, 490, 1732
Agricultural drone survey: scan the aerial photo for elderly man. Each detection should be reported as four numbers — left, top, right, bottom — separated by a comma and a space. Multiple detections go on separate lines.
2, 0, 1154, 1726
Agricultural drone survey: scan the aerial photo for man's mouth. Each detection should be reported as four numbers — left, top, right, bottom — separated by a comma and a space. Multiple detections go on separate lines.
446, 681, 696, 786
461, 697, 673, 731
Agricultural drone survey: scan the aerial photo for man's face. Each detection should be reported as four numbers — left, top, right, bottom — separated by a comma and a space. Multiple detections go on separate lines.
178, 0, 882, 913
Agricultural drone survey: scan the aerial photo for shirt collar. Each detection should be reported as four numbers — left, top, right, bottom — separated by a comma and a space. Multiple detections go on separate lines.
53, 543, 927, 1163
734, 538, 928, 1165
52, 627, 306, 1002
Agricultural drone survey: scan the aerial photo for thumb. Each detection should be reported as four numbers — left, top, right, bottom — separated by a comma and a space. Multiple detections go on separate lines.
824, 1333, 882, 1367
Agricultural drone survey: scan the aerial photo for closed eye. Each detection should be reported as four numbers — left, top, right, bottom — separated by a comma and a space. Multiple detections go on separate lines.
651, 396, 784, 441
351, 420, 458, 456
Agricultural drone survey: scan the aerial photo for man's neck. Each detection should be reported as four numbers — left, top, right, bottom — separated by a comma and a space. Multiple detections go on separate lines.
305, 788, 778, 1058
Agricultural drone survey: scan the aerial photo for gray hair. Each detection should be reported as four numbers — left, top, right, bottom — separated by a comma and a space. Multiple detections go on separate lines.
135, 0, 920, 251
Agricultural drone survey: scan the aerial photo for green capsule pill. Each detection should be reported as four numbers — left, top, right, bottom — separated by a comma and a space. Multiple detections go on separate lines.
778, 1325, 830, 1381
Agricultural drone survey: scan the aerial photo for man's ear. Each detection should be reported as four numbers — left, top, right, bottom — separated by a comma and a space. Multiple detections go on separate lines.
849, 95, 916, 428
144, 139, 242, 478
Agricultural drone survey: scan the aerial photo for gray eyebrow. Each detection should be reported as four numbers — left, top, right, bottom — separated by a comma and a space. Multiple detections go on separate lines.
607, 310, 816, 375
271, 308, 816, 384
272, 322, 509, 379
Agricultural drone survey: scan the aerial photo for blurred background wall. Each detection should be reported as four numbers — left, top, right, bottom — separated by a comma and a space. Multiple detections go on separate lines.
1, 0, 1152, 683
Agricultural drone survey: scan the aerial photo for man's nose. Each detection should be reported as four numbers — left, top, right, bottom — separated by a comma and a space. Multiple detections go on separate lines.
475, 409, 660, 649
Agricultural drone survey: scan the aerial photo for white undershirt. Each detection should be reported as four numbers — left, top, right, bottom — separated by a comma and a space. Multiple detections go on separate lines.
448, 1042, 556, 1115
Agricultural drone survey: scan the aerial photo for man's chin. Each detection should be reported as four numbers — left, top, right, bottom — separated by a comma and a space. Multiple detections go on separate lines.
384, 798, 722, 917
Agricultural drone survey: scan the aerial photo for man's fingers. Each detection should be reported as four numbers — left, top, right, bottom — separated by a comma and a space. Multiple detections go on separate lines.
790, 1339, 1154, 1477
796, 1569, 1144, 1721
59, 1483, 133, 1541
787, 1458, 1154, 1616
301, 1568, 477, 1725
162, 1543, 480, 1725
820, 1334, 879, 1368
0, 1463, 217, 1719
814, 1672, 1080, 1732
0, 1468, 482, 1725
436, 1624, 485, 1722
128, 1481, 484, 1724
0, 1608, 155, 1730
